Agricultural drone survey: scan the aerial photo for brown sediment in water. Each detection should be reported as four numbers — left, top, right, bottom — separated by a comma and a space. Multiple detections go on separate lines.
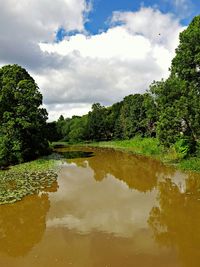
0, 146, 200, 267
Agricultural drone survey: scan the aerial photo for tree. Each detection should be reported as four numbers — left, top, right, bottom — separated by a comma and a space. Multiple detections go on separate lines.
151, 15, 200, 152
0, 64, 49, 166
45, 122, 60, 142
119, 94, 157, 139
87, 103, 108, 141
68, 115, 88, 143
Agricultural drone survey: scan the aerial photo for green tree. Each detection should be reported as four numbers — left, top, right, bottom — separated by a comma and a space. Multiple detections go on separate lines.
45, 121, 60, 142
0, 64, 49, 166
68, 115, 88, 143
56, 115, 69, 140
87, 103, 108, 141
151, 15, 200, 152
119, 93, 156, 139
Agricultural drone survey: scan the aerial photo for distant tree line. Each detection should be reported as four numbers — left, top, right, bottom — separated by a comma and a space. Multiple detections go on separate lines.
50, 15, 200, 156
48, 93, 157, 143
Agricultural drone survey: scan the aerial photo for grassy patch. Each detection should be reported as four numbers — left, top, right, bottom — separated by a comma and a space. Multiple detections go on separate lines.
0, 155, 59, 205
88, 137, 164, 158
178, 157, 200, 172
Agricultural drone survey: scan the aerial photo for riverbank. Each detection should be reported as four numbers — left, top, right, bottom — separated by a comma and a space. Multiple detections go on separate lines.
53, 137, 200, 173
89, 138, 200, 173
0, 155, 59, 205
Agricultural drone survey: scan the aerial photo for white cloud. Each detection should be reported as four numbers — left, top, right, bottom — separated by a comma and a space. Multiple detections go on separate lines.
0, 0, 91, 68
37, 7, 184, 120
0, 4, 185, 121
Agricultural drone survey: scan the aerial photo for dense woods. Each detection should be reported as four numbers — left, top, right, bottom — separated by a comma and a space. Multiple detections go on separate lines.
51, 15, 200, 158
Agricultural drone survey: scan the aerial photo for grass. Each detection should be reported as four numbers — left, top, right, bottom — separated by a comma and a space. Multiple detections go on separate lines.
177, 157, 200, 172
87, 137, 164, 158
0, 155, 60, 205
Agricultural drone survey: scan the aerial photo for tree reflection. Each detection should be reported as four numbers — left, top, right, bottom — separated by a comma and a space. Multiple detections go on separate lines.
0, 193, 50, 257
148, 173, 200, 267
86, 149, 174, 192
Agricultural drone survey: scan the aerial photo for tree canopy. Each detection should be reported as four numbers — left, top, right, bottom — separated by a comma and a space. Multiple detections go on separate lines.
0, 64, 49, 166
150, 15, 200, 152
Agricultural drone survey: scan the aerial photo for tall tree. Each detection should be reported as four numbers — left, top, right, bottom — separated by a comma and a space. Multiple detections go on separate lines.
151, 15, 200, 152
0, 64, 49, 166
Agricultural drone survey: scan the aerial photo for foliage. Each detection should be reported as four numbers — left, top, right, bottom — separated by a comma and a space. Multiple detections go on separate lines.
54, 94, 156, 143
119, 94, 156, 139
151, 15, 200, 152
88, 137, 164, 158
174, 139, 191, 159
0, 64, 49, 166
68, 115, 88, 142
178, 157, 200, 172
87, 103, 108, 141
45, 121, 60, 142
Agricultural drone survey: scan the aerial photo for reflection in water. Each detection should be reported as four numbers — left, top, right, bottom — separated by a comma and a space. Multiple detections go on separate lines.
1, 146, 200, 267
47, 167, 156, 238
47, 147, 176, 239
148, 173, 200, 267
59, 150, 94, 159
54, 146, 94, 160
68, 147, 175, 192
0, 193, 50, 257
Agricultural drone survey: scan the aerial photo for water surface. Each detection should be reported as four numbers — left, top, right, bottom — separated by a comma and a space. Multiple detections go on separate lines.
0, 146, 200, 267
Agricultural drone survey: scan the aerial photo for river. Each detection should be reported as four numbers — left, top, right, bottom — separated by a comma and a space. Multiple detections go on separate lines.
0, 146, 200, 267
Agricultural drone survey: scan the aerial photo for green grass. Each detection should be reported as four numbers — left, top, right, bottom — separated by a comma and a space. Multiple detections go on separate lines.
178, 157, 200, 172
87, 137, 164, 158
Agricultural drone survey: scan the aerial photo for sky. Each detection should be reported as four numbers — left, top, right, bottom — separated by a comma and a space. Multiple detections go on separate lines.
0, 0, 200, 121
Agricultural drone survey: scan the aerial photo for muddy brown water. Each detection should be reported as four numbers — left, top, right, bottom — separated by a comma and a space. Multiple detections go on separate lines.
0, 146, 200, 267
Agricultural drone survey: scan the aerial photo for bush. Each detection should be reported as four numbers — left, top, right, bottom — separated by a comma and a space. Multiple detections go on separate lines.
173, 139, 190, 159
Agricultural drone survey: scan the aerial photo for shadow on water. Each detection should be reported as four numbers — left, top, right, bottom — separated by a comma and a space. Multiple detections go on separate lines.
0, 194, 49, 257
59, 151, 94, 159
53, 146, 94, 160
0, 180, 58, 257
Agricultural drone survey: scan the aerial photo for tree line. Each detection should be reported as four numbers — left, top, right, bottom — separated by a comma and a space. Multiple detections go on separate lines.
49, 15, 200, 156
48, 93, 157, 143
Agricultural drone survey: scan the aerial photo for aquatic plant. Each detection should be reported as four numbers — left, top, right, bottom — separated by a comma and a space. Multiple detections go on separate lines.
0, 158, 59, 204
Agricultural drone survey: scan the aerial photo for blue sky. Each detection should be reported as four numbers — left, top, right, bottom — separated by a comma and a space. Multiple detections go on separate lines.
85, 0, 199, 33
56, 0, 200, 41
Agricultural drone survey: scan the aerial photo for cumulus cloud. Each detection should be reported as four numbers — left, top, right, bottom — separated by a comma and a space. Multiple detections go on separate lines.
0, 0, 91, 68
37, 7, 184, 120
0, 3, 185, 120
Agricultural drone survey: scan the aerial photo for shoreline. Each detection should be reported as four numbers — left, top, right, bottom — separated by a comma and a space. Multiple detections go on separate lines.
52, 137, 200, 173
